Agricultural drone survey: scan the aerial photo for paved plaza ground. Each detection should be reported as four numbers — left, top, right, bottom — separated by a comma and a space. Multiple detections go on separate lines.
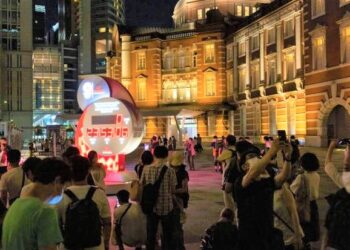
112, 145, 345, 250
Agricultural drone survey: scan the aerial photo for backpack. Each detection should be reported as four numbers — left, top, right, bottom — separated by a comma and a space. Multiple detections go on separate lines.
294, 174, 311, 222
325, 188, 350, 250
223, 150, 241, 197
63, 187, 102, 249
141, 166, 167, 214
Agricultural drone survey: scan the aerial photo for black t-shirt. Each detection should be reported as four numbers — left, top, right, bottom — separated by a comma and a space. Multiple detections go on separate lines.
208, 221, 238, 250
234, 172, 276, 249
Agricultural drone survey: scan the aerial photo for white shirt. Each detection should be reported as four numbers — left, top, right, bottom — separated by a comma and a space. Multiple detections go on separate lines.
90, 167, 106, 191
291, 171, 320, 201
111, 203, 147, 247
56, 185, 111, 250
0, 166, 29, 201
325, 162, 343, 188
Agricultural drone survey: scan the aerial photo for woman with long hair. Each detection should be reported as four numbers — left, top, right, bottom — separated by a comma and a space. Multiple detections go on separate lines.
87, 150, 106, 190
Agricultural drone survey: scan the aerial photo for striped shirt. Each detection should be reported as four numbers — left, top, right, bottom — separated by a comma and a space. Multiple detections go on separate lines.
141, 164, 177, 216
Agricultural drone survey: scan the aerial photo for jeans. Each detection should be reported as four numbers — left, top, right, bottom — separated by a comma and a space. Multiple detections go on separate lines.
173, 208, 185, 250
146, 210, 175, 250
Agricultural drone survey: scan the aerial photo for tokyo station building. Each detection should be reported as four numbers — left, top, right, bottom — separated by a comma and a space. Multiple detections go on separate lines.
107, 0, 350, 146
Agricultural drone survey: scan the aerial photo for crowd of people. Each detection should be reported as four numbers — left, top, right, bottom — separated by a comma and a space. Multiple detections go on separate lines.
0, 134, 349, 250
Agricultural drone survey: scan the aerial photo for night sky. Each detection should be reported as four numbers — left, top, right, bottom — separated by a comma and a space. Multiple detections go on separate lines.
125, 0, 179, 27
42, 0, 178, 28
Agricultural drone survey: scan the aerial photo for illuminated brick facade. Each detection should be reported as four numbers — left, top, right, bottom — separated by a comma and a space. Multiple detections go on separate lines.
107, 0, 350, 144
304, 0, 350, 146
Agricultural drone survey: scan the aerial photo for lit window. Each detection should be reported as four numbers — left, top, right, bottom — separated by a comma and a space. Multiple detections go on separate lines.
99, 27, 106, 33
205, 8, 210, 14
312, 35, 326, 70
267, 28, 276, 44
254, 104, 261, 134
251, 35, 259, 51
312, 0, 325, 18
250, 62, 260, 89
267, 58, 276, 85
244, 6, 250, 16
197, 9, 203, 19
163, 52, 173, 69
238, 41, 246, 57
238, 67, 246, 92
236, 5, 242, 16
192, 52, 197, 67
137, 78, 146, 100
340, 26, 350, 63
269, 102, 277, 135
137, 52, 146, 70
226, 70, 233, 96
95, 40, 106, 55
240, 106, 247, 136
287, 99, 296, 136
205, 71, 216, 96
227, 46, 233, 62
252, 7, 257, 13
205, 44, 215, 63
178, 49, 186, 68
284, 52, 295, 81
284, 19, 294, 38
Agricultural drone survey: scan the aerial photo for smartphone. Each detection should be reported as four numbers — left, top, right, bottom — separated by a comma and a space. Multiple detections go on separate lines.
338, 138, 350, 145
277, 130, 287, 142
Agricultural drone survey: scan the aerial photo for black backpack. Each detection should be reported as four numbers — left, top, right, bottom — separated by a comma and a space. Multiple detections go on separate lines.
325, 188, 350, 250
141, 166, 167, 214
63, 187, 102, 249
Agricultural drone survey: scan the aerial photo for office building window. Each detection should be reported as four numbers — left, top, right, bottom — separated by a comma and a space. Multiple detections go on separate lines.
284, 19, 294, 38
312, 0, 325, 18
137, 52, 146, 70
197, 9, 203, 19
340, 25, 350, 63
267, 58, 277, 85
236, 5, 242, 16
284, 51, 295, 81
267, 28, 276, 44
205, 43, 215, 63
238, 67, 246, 92
205, 71, 216, 96
312, 35, 326, 70
251, 35, 259, 51
137, 77, 146, 100
250, 62, 260, 89
238, 41, 246, 57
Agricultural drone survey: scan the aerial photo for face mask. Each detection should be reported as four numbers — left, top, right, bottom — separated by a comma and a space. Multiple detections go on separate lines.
342, 172, 350, 192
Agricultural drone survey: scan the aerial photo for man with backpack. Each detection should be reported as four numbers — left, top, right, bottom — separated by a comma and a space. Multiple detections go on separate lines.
56, 155, 111, 250
112, 189, 146, 250
140, 145, 177, 250
323, 140, 350, 250
0, 149, 29, 206
2, 158, 71, 249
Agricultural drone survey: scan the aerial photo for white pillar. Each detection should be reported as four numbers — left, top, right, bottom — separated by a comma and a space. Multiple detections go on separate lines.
245, 38, 250, 89
276, 23, 282, 82
121, 35, 132, 88
295, 13, 302, 77
259, 30, 266, 84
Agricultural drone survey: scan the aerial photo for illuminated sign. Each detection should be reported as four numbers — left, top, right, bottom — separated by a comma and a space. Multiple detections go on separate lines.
76, 76, 144, 172
77, 76, 111, 110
